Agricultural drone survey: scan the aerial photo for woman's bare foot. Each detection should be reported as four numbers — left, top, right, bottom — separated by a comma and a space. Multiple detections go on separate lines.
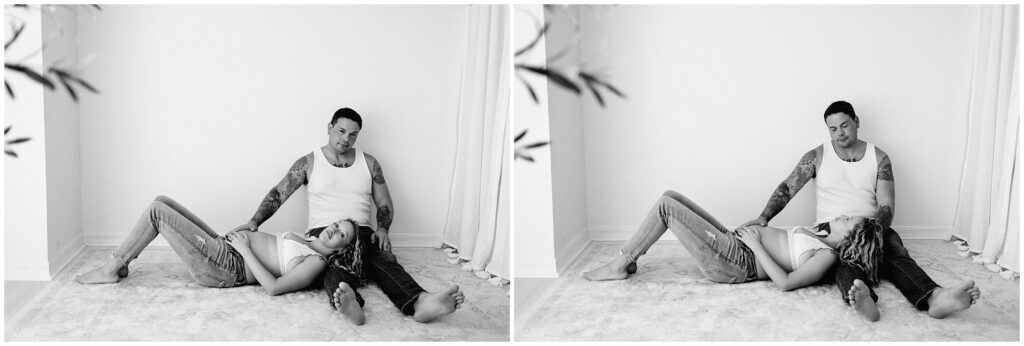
412, 285, 463, 323
847, 279, 880, 322
75, 262, 123, 284
583, 255, 632, 281
332, 282, 365, 325
928, 280, 980, 318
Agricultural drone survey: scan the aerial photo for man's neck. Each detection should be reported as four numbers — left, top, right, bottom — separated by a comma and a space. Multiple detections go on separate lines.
831, 140, 865, 162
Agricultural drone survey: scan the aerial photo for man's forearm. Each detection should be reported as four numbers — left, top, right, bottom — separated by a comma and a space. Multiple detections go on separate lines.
376, 204, 393, 232
759, 182, 793, 222
875, 205, 893, 230
250, 188, 285, 226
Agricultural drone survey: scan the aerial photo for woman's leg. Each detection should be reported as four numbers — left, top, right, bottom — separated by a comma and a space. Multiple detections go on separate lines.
585, 190, 754, 283
76, 196, 242, 287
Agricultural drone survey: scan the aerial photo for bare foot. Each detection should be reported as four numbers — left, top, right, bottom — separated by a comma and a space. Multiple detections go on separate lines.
412, 285, 463, 323
75, 262, 122, 284
332, 282, 365, 325
847, 279, 880, 322
583, 255, 632, 281
928, 280, 980, 318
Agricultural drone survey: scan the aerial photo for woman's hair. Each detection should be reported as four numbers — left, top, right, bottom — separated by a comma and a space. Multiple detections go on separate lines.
835, 218, 884, 285
327, 219, 363, 277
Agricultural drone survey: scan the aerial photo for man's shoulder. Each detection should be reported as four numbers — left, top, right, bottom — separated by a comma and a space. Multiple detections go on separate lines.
873, 145, 891, 166
361, 151, 378, 165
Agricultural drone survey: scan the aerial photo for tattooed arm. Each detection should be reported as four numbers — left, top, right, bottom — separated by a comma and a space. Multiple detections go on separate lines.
365, 153, 395, 251
229, 154, 312, 234
874, 147, 895, 230
738, 146, 822, 230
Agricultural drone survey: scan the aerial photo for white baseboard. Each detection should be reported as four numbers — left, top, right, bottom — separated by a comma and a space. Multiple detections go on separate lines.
5, 265, 52, 281
589, 225, 953, 242
49, 235, 86, 278
515, 262, 559, 278
84, 232, 439, 248
555, 230, 591, 275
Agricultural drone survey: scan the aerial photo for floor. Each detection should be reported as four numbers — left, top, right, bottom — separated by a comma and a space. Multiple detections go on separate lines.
6, 246, 510, 341
516, 240, 1019, 341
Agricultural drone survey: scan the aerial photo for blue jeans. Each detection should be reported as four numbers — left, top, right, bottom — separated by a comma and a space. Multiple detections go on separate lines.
113, 196, 247, 288
622, 190, 758, 283
833, 227, 940, 310
320, 226, 427, 315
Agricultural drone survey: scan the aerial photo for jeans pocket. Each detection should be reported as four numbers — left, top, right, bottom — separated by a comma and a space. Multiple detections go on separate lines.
705, 268, 741, 284
195, 272, 232, 288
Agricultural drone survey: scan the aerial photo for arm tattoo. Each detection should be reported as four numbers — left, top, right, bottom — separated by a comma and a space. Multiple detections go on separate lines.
877, 154, 894, 182
760, 150, 817, 221
376, 205, 393, 231
250, 156, 308, 225
372, 159, 386, 185
875, 205, 893, 230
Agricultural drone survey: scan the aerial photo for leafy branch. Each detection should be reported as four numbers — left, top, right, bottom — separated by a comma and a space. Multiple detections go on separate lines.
5, 4, 102, 157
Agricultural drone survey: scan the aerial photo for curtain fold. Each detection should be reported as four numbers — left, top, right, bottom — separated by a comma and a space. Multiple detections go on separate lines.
441, 5, 510, 282
952, 5, 1019, 275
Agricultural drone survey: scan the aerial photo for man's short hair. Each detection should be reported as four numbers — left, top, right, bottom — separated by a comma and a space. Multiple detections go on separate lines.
331, 108, 363, 129
824, 101, 857, 122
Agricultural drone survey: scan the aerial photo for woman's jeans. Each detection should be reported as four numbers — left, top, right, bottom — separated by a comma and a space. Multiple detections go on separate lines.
622, 190, 758, 283
833, 227, 940, 310
320, 226, 427, 315
112, 195, 247, 288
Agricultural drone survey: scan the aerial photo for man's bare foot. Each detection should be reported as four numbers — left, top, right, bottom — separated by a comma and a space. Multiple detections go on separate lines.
847, 279, 880, 322
75, 262, 122, 284
583, 255, 632, 281
412, 285, 463, 323
928, 280, 980, 318
332, 282, 365, 325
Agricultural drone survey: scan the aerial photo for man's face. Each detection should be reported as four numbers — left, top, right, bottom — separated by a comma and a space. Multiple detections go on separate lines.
328, 118, 360, 154
825, 112, 859, 149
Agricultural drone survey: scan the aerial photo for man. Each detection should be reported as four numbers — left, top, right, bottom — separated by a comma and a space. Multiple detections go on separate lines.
228, 108, 465, 325
739, 101, 980, 321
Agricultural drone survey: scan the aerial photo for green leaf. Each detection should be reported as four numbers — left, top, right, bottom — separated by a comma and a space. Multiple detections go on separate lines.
5, 23, 25, 50
5, 80, 13, 98
6, 137, 31, 145
5, 149, 17, 158
514, 22, 549, 58
5, 126, 11, 135
515, 129, 527, 142
524, 141, 549, 149
57, 74, 78, 102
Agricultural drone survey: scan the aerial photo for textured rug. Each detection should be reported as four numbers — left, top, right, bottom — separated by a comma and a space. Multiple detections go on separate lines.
6, 247, 509, 341
516, 240, 1019, 341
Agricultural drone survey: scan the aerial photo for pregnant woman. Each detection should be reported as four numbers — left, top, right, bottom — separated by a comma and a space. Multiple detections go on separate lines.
76, 195, 360, 298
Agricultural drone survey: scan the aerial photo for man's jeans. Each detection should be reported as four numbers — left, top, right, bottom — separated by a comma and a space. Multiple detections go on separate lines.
321, 226, 427, 315
622, 190, 759, 283
113, 195, 247, 288
833, 227, 940, 310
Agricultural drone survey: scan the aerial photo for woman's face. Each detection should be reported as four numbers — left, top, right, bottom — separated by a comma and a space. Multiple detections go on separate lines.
319, 220, 356, 250
829, 215, 866, 238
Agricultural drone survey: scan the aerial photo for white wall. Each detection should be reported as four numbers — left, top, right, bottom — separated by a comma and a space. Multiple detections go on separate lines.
43, 5, 85, 275
544, 6, 591, 274
513, 5, 559, 278
558, 5, 980, 242
75, 5, 468, 246
5, 9, 52, 280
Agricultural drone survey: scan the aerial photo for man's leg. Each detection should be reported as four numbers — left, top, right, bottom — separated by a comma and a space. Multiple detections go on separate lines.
356, 228, 464, 323
833, 262, 880, 321
880, 228, 980, 318
321, 265, 366, 325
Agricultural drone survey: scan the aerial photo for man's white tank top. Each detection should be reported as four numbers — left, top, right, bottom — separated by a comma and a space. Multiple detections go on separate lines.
815, 141, 878, 225
307, 147, 372, 230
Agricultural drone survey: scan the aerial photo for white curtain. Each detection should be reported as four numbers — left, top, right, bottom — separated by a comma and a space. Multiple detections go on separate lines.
952, 5, 1019, 275
441, 5, 510, 282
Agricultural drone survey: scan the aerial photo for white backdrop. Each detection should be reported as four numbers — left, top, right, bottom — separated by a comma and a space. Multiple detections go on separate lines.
71, 6, 468, 247
535, 6, 983, 270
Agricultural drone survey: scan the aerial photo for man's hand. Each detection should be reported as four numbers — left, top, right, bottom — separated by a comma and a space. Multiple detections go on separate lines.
371, 228, 392, 252
736, 216, 768, 232
227, 221, 258, 236
736, 226, 762, 248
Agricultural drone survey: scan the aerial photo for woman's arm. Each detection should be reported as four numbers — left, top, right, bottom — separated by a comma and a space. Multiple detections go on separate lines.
737, 227, 837, 291
228, 233, 327, 296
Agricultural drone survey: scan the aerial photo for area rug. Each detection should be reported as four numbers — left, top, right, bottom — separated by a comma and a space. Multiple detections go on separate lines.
6, 247, 509, 341
516, 240, 1018, 341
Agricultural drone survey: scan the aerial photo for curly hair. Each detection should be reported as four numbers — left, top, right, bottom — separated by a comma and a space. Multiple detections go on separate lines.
835, 218, 884, 285
308, 219, 364, 278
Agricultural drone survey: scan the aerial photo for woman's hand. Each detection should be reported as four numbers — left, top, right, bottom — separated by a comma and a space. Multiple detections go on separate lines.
227, 231, 251, 250
736, 226, 762, 248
